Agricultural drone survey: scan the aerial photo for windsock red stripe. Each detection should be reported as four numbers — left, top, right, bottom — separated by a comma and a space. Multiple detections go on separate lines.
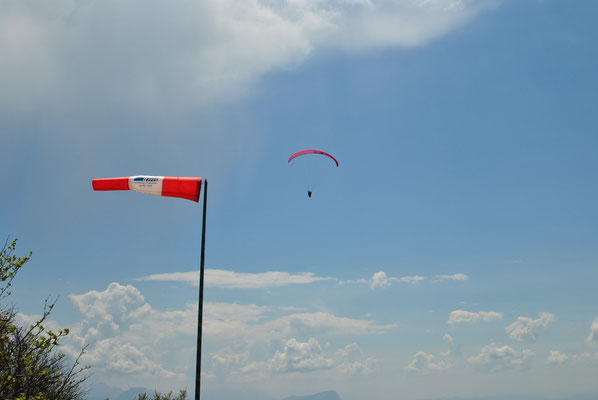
162, 177, 202, 202
92, 177, 130, 191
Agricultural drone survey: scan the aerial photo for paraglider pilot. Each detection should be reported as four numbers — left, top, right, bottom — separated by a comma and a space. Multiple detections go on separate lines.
288, 149, 338, 200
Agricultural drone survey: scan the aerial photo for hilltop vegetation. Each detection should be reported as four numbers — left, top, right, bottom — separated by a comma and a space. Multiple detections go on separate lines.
0, 238, 89, 400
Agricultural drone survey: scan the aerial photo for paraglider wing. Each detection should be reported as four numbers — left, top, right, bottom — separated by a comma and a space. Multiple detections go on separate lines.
288, 149, 339, 167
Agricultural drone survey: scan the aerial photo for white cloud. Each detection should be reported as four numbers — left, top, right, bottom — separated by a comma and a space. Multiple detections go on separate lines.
335, 343, 361, 358
370, 271, 397, 289
59, 282, 391, 388
440, 333, 458, 357
468, 342, 534, 372
447, 310, 503, 325
211, 350, 250, 368
136, 269, 334, 289
334, 343, 376, 376
505, 312, 556, 342
546, 350, 596, 365
219, 339, 376, 378
586, 317, 598, 346
405, 351, 451, 374
83, 337, 177, 378
406, 334, 456, 373
0, 0, 499, 114
547, 350, 569, 365
65, 283, 197, 388
263, 312, 397, 337
339, 271, 423, 289
337, 357, 377, 376
267, 337, 334, 373
399, 275, 425, 284
434, 273, 469, 281
341, 272, 466, 287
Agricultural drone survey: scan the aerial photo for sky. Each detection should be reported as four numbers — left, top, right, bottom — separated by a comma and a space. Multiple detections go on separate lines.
2, 0, 598, 399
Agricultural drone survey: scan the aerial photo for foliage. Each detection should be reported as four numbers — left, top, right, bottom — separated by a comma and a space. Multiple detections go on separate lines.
136, 389, 188, 400
0, 238, 31, 300
0, 238, 90, 400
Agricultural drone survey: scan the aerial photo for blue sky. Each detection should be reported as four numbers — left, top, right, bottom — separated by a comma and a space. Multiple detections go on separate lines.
2, 1, 598, 399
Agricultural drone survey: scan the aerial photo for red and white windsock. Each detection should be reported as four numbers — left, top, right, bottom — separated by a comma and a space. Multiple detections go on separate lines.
92, 175, 203, 202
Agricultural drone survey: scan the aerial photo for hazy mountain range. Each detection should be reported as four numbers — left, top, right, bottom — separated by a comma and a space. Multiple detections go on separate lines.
422, 395, 598, 400
87, 384, 341, 400
282, 391, 342, 400
87, 384, 598, 400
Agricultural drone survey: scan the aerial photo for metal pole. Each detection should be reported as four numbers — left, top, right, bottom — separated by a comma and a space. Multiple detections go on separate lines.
195, 179, 208, 400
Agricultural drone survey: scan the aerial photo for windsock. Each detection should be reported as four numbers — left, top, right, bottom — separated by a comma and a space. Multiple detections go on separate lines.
92, 176, 202, 202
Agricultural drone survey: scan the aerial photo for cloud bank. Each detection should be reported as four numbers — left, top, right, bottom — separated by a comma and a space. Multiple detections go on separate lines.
136, 269, 334, 288
1, 0, 499, 113
405, 351, 451, 374
505, 312, 556, 342
447, 310, 503, 325
340, 271, 466, 289
268, 337, 334, 373
546, 350, 598, 365
60, 282, 392, 389
434, 273, 469, 281
406, 334, 455, 374
587, 317, 598, 346
468, 342, 534, 372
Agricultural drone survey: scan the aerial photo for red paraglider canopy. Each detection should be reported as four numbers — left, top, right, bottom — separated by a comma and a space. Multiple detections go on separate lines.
288, 149, 339, 166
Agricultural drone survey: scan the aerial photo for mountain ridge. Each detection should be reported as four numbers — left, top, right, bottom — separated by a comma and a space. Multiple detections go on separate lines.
282, 390, 342, 400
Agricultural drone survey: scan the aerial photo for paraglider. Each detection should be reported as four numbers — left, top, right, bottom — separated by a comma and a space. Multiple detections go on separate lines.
288, 149, 338, 197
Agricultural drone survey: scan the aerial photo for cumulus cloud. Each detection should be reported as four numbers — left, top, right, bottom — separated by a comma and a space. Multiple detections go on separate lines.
223, 340, 376, 378
337, 357, 377, 376
211, 349, 250, 368
370, 271, 396, 289
440, 333, 459, 357
58, 282, 391, 387
405, 351, 451, 374
336, 343, 361, 358
406, 334, 456, 373
547, 350, 569, 365
505, 312, 556, 342
447, 310, 503, 325
586, 317, 598, 346
546, 350, 596, 365
69, 282, 148, 340
268, 337, 334, 373
65, 283, 196, 387
399, 275, 425, 284
468, 342, 534, 372
341, 272, 469, 287
264, 312, 397, 337
339, 271, 424, 289
0, 0, 499, 112
434, 273, 469, 281
335, 343, 376, 376
136, 269, 334, 288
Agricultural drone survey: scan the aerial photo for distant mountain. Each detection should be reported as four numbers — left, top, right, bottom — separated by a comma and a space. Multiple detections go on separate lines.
115, 387, 153, 400
282, 390, 342, 400
422, 394, 598, 400
86, 382, 149, 400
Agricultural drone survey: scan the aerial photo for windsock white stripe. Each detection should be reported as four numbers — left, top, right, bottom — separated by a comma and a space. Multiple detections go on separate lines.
128, 175, 164, 197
